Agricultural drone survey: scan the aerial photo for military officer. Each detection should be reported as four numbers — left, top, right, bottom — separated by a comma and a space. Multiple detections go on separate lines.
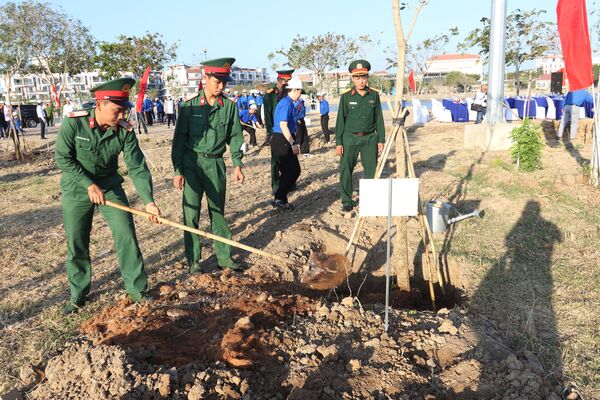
335, 60, 385, 212
263, 69, 294, 193
55, 77, 162, 314
171, 58, 245, 273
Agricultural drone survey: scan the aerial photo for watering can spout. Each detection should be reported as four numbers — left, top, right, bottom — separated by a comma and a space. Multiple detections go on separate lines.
447, 209, 484, 225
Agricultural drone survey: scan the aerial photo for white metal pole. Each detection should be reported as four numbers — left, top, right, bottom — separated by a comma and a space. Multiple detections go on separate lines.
384, 178, 392, 332
591, 82, 600, 186
487, 0, 508, 124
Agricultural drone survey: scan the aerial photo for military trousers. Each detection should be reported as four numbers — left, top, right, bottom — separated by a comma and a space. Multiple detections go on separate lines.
61, 185, 147, 303
182, 155, 232, 266
339, 132, 378, 207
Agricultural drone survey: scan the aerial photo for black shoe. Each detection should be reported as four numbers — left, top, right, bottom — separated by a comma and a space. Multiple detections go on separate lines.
272, 199, 295, 210
342, 205, 353, 212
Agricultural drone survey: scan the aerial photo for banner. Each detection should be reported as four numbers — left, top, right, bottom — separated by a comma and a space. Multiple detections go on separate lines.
408, 70, 416, 94
51, 84, 61, 108
557, 0, 594, 91
136, 66, 151, 113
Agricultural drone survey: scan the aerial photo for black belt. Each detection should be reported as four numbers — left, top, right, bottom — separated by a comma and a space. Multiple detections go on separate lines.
352, 131, 374, 137
197, 153, 223, 159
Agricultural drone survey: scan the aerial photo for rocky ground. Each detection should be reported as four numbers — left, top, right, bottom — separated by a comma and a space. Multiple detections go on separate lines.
25, 269, 567, 399
1, 107, 598, 399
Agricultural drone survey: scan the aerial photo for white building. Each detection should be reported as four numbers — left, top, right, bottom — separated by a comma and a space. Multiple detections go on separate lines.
1, 71, 110, 102
536, 54, 564, 75
536, 53, 600, 75
162, 64, 269, 98
425, 54, 483, 77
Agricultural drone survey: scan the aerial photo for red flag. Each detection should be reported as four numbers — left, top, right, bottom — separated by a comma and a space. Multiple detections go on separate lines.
136, 66, 151, 113
51, 84, 61, 108
408, 70, 416, 94
557, 0, 594, 91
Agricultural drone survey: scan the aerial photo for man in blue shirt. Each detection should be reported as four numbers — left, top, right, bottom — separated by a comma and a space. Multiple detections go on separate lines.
294, 97, 311, 156
239, 104, 263, 146
142, 95, 154, 126
317, 92, 330, 142
256, 91, 264, 125
155, 98, 164, 124
238, 90, 249, 110
271, 77, 304, 209
558, 89, 590, 140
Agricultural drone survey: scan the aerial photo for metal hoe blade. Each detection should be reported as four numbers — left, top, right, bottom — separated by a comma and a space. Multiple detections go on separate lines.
300, 251, 350, 290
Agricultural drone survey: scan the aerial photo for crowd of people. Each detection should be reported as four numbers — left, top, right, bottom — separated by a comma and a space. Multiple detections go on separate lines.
53, 57, 382, 314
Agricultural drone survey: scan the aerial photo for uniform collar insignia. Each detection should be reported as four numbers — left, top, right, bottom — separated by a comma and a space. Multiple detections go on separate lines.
200, 97, 206, 106
351, 89, 356, 96
218, 97, 224, 107
89, 117, 95, 129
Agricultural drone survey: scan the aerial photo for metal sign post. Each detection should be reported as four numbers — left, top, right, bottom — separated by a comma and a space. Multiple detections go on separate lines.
360, 178, 419, 331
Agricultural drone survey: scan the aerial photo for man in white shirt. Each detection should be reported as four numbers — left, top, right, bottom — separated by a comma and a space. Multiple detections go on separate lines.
164, 96, 176, 128
62, 99, 75, 118
36, 101, 47, 139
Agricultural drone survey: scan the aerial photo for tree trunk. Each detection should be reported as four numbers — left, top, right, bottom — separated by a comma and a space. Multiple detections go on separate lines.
515, 62, 521, 96
392, 0, 411, 292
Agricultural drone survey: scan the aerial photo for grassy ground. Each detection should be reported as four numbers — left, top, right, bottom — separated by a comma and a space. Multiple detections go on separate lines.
1, 112, 599, 398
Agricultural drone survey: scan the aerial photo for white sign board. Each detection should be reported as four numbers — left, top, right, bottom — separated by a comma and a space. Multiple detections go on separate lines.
359, 178, 419, 217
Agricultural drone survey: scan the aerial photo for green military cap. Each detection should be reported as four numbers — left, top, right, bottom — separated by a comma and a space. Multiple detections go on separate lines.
203, 57, 236, 82
276, 69, 295, 80
348, 60, 371, 76
90, 77, 136, 106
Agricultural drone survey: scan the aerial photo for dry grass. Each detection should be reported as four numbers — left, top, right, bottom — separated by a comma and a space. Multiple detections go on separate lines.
1, 115, 599, 398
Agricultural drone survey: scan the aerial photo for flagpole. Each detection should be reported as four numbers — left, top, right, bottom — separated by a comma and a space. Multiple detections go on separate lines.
591, 81, 600, 186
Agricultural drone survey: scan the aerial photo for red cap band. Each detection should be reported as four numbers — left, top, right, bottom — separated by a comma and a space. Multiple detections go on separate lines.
204, 66, 231, 74
351, 68, 369, 75
277, 73, 292, 80
94, 90, 129, 100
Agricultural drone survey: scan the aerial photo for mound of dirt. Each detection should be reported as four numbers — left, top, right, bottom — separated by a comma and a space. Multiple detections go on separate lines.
27, 270, 565, 399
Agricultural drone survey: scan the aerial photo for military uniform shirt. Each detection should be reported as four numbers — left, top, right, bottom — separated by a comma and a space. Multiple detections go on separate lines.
263, 86, 279, 133
172, 90, 244, 175
335, 87, 385, 145
55, 109, 154, 204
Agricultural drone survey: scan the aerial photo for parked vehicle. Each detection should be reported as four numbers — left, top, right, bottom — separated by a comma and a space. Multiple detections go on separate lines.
14, 104, 39, 128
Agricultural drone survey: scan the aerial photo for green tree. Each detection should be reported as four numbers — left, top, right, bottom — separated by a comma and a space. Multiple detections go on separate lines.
444, 71, 478, 92
368, 74, 394, 94
268, 33, 369, 91
0, 3, 30, 103
460, 8, 553, 95
1, 1, 96, 100
95, 33, 178, 80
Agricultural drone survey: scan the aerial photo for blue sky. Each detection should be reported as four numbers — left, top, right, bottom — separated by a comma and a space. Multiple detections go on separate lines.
45, 0, 570, 72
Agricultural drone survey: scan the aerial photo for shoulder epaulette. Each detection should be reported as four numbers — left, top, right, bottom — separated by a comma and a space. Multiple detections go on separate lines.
340, 88, 352, 95
369, 87, 380, 93
185, 93, 200, 102
68, 111, 89, 118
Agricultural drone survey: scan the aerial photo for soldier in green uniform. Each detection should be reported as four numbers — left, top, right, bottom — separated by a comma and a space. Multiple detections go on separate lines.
335, 60, 385, 212
262, 69, 294, 193
55, 77, 162, 314
171, 58, 245, 273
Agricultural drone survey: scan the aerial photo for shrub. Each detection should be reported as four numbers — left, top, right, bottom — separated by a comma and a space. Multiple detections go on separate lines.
510, 119, 543, 171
